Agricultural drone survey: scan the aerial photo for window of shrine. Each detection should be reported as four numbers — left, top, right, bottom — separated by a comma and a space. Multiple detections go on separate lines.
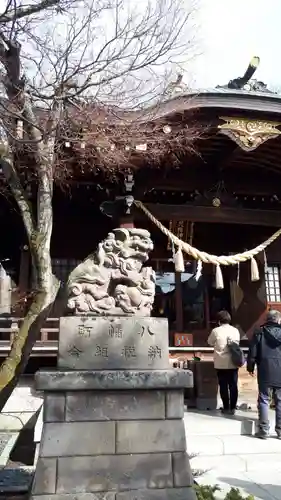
265, 265, 281, 303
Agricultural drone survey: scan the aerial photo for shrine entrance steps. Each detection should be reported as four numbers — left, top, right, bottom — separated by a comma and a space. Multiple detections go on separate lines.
185, 408, 281, 473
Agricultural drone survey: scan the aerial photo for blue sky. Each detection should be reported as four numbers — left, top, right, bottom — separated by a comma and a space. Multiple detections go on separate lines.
188, 0, 281, 90
0, 0, 279, 98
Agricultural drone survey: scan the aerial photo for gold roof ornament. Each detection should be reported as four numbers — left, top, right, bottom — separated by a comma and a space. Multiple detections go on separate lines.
218, 117, 281, 151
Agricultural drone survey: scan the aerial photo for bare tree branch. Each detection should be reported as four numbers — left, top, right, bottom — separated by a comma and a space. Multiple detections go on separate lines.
0, 0, 72, 24
0, 155, 35, 235
0, 0, 199, 410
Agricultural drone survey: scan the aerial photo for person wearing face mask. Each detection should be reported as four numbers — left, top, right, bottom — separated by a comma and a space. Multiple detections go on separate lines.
208, 310, 240, 415
247, 309, 281, 439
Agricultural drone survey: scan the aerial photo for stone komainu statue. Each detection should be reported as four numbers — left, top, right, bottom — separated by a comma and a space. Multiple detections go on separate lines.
67, 228, 156, 316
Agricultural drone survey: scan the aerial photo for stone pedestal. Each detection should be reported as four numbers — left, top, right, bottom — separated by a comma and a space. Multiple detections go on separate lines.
30, 317, 196, 500
58, 316, 170, 371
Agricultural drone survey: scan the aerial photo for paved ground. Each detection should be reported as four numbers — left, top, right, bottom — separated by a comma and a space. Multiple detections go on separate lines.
197, 471, 281, 500
0, 377, 42, 432
185, 409, 281, 499
0, 378, 42, 468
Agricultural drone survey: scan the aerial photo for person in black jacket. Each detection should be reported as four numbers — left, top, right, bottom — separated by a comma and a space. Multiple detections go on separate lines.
247, 309, 281, 439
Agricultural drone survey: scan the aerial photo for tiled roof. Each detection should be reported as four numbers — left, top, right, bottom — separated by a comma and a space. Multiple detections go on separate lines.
163, 86, 281, 101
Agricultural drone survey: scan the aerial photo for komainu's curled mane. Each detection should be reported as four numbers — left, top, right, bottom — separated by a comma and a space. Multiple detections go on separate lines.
67, 228, 155, 316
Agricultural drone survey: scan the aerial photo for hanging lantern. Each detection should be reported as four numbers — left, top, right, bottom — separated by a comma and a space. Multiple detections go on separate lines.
163, 125, 172, 134
135, 143, 147, 151
212, 197, 221, 207
16, 120, 24, 139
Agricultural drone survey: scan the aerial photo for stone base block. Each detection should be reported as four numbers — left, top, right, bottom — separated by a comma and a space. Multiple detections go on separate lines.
35, 369, 193, 392
31, 487, 196, 500
32, 450, 194, 496
43, 388, 185, 423
30, 369, 195, 500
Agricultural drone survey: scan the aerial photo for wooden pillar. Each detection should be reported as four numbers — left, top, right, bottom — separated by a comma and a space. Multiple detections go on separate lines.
119, 192, 135, 228
175, 272, 183, 333
119, 217, 134, 228
112, 195, 135, 229
204, 284, 210, 330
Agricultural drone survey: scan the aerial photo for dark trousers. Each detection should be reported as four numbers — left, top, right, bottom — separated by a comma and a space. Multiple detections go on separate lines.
216, 369, 238, 410
258, 380, 281, 433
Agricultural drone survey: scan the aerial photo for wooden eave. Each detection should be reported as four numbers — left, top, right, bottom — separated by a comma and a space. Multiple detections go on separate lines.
4, 89, 281, 189
2, 88, 281, 129
133, 90, 281, 208
21, 89, 281, 126
129, 89, 281, 125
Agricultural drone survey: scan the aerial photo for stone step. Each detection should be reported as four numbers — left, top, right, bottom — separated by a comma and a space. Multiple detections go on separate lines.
0, 412, 36, 432
191, 452, 281, 473
187, 434, 281, 458
184, 410, 276, 436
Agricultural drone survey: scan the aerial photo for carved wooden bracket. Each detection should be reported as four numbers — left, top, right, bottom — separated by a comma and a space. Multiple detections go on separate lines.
218, 117, 281, 151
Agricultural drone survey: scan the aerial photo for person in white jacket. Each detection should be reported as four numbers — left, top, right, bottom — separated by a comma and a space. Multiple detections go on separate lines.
208, 310, 240, 415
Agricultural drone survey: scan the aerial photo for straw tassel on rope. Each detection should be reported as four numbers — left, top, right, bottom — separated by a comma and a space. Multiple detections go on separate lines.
195, 260, 203, 281
134, 201, 281, 268
237, 261, 240, 285
215, 264, 224, 289
251, 257, 260, 282
174, 246, 185, 273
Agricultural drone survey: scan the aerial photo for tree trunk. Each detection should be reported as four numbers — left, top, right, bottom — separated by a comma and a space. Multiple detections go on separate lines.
0, 35, 62, 410
0, 151, 59, 410
0, 276, 59, 412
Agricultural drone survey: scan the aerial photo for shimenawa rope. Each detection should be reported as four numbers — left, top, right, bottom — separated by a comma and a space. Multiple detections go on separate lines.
134, 200, 281, 288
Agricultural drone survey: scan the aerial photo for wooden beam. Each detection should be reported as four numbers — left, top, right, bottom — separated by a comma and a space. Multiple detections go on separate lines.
136, 168, 280, 196
134, 203, 281, 227
146, 184, 275, 196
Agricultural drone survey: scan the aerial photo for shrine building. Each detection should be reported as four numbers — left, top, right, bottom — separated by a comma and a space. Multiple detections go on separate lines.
1, 59, 281, 370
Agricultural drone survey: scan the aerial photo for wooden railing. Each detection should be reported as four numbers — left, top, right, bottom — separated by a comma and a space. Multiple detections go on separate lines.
0, 317, 59, 357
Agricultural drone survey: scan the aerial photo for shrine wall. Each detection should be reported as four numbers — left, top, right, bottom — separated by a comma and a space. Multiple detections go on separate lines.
265, 236, 281, 263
